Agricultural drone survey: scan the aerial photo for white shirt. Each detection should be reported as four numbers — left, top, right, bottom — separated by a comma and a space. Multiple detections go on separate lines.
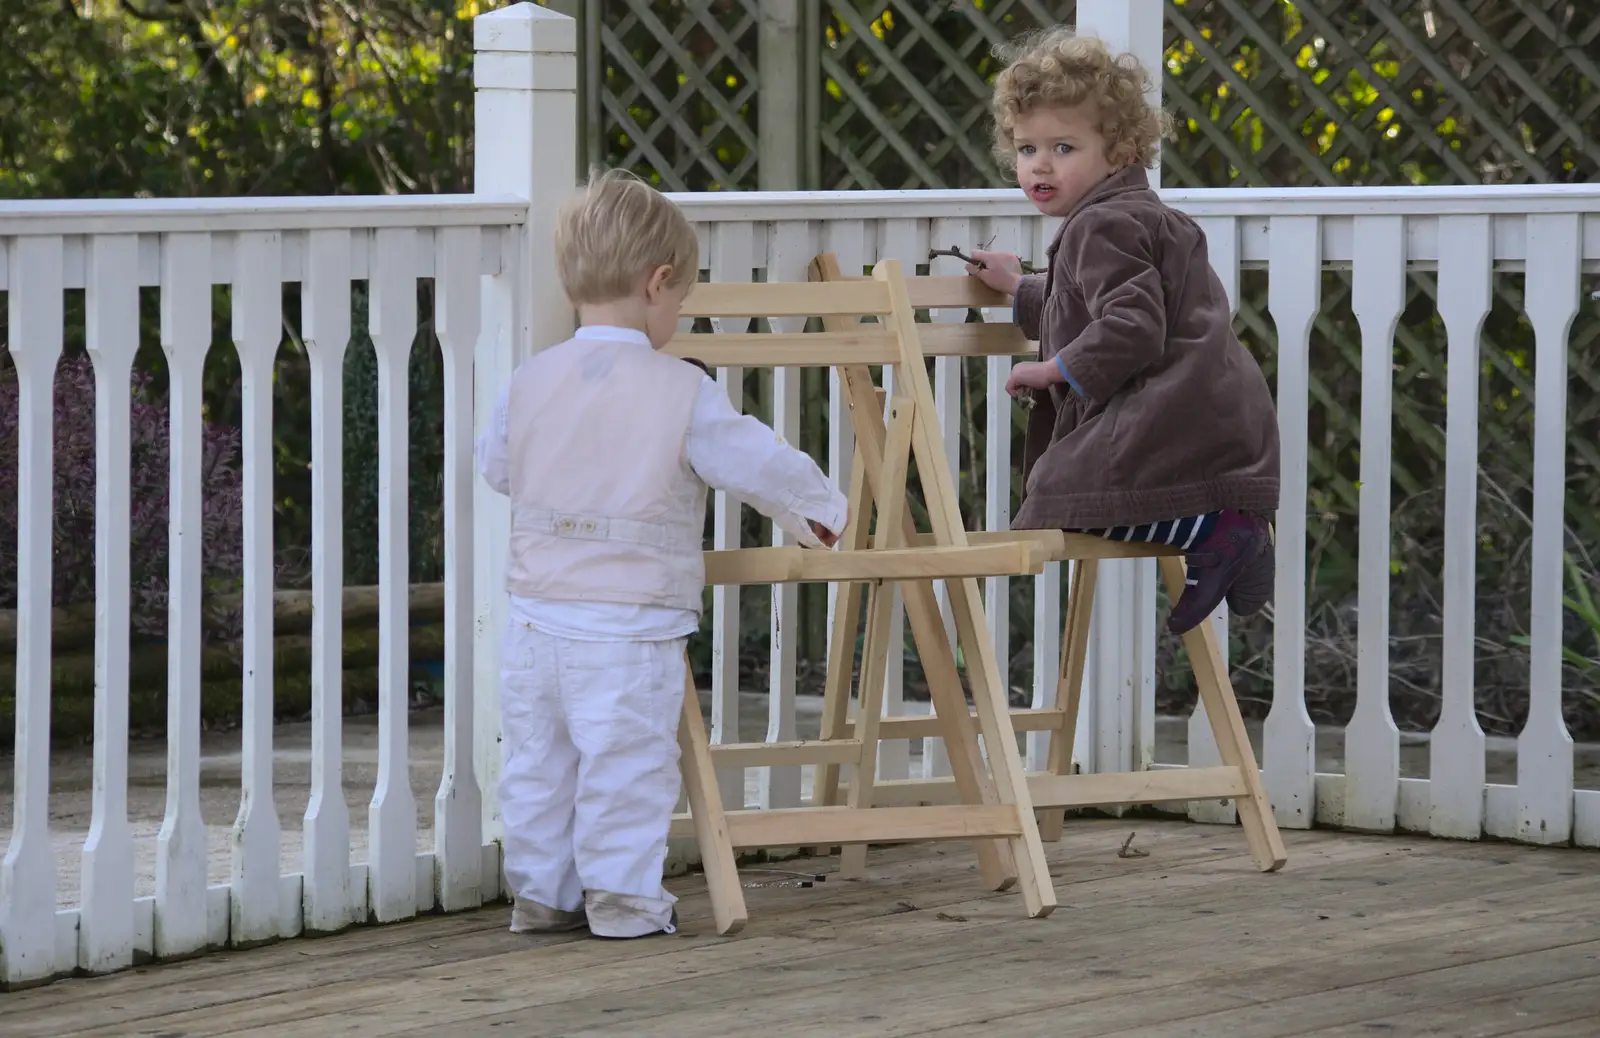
477, 325, 849, 641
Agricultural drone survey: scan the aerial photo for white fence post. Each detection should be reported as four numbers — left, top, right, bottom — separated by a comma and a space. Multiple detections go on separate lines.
1071, 0, 1165, 776
471, 2, 579, 888
1, 236, 65, 986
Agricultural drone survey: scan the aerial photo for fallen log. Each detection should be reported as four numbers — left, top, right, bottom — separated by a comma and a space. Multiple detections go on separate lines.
0, 582, 446, 655
0, 622, 447, 736
1, 663, 391, 749
0, 620, 445, 694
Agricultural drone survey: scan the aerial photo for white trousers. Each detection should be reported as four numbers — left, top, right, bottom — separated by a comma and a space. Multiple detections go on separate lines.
498, 620, 685, 938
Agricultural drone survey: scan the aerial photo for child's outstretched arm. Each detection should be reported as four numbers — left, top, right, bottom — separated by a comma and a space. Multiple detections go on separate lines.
474, 385, 512, 497
1049, 208, 1165, 404
684, 376, 848, 549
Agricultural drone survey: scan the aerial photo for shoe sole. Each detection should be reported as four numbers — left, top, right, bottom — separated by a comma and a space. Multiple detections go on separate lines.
589, 910, 679, 940
1225, 540, 1275, 618
510, 918, 589, 935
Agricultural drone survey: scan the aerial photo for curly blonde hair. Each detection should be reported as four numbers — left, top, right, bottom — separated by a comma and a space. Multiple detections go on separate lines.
990, 27, 1170, 171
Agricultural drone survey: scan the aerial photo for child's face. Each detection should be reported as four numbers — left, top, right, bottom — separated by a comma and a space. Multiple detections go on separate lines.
642, 264, 694, 350
1011, 105, 1115, 217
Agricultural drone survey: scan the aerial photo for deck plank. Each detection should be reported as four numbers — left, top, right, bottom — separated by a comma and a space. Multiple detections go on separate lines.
8, 820, 1597, 1038
1295, 976, 1600, 1037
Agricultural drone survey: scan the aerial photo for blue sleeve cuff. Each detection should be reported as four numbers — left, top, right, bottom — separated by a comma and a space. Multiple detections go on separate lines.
1053, 352, 1086, 396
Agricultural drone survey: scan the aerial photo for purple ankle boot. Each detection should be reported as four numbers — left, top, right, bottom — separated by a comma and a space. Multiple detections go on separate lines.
1226, 531, 1275, 618
1167, 511, 1269, 635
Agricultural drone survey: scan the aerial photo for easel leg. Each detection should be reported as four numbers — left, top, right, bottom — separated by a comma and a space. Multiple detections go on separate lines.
1039, 558, 1097, 842
904, 404, 1054, 917
837, 365, 1018, 891
814, 437, 874, 826
1157, 557, 1287, 872
678, 658, 748, 934
838, 396, 914, 878
813, 582, 862, 808
839, 580, 892, 877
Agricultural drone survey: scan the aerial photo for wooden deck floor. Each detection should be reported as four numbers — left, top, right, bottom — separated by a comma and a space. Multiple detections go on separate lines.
8, 819, 1600, 1037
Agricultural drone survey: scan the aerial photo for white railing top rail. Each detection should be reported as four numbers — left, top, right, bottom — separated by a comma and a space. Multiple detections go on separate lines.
667, 183, 1600, 221
0, 196, 527, 290
0, 193, 529, 237
666, 186, 1600, 272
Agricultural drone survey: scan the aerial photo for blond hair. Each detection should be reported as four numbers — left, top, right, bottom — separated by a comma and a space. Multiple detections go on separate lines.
990, 28, 1169, 171
554, 168, 700, 305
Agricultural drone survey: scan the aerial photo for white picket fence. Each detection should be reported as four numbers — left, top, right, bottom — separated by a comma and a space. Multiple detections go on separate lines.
667, 186, 1600, 851
1, 1, 1597, 989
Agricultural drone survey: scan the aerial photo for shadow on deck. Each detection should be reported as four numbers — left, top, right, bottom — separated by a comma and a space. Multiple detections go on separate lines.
7, 819, 1599, 1037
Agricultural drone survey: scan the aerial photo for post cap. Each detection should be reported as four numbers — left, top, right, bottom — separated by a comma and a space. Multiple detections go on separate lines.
475, 2, 577, 55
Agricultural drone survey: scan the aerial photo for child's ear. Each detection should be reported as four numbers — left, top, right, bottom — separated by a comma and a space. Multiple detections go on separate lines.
645, 263, 675, 301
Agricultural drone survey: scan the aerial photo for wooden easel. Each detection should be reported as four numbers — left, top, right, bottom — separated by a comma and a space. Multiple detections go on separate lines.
810, 253, 1287, 875
663, 262, 1061, 933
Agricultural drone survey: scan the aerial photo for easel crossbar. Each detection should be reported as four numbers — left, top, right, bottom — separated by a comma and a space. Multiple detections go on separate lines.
834, 766, 1251, 811
664, 324, 1027, 366
681, 278, 891, 318
664, 330, 898, 367
669, 805, 1025, 848
902, 529, 1183, 561
701, 542, 1046, 586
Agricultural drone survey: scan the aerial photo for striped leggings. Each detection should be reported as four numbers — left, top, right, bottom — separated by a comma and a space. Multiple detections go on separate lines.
1075, 512, 1219, 556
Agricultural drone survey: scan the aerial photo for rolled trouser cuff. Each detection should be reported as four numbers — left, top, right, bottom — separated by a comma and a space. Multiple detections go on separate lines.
584, 889, 677, 937
510, 898, 589, 934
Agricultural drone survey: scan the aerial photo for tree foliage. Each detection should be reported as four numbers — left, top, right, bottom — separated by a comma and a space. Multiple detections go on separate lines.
0, 0, 487, 199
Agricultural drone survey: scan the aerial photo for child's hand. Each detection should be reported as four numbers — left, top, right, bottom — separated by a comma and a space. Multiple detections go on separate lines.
965, 251, 1025, 296
1005, 361, 1057, 397
811, 519, 842, 549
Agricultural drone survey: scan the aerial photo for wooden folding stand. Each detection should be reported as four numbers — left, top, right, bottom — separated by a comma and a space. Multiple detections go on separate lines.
662, 263, 1061, 935
810, 253, 1288, 875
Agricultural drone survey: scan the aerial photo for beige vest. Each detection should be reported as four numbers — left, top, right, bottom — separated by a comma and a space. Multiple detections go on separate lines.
504, 333, 708, 611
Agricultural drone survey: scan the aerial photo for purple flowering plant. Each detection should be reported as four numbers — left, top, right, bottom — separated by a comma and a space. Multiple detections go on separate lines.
0, 350, 244, 638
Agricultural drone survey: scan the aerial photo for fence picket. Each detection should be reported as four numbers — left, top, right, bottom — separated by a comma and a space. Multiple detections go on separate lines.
230, 230, 287, 942
434, 225, 486, 912
983, 216, 1019, 753
710, 221, 754, 808
1, 235, 66, 985
1516, 213, 1582, 846
1262, 215, 1320, 830
924, 216, 969, 778
154, 231, 214, 957
876, 217, 921, 781
762, 219, 811, 811
1429, 215, 1493, 841
79, 233, 140, 973
1344, 215, 1406, 833
301, 229, 357, 932
1188, 214, 1241, 825
367, 227, 421, 921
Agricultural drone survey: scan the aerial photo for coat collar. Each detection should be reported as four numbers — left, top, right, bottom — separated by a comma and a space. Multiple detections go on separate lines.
1046, 164, 1156, 258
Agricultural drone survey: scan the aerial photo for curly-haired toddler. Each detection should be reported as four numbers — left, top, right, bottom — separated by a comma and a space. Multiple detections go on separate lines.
967, 28, 1280, 634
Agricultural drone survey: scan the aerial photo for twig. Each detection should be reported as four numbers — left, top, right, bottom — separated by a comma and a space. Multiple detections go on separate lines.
739, 867, 827, 883
929, 245, 983, 266
928, 246, 1041, 274
1117, 832, 1149, 859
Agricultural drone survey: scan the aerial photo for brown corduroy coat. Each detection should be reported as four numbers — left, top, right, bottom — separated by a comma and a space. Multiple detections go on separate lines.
1010, 164, 1281, 531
